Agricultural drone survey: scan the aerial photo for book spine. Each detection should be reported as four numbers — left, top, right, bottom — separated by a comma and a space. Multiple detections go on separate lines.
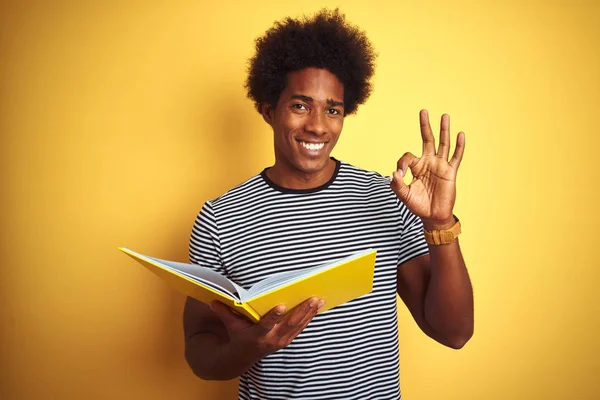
235, 302, 261, 323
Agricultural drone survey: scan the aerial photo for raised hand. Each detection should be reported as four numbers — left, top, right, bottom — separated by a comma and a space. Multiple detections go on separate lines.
210, 297, 324, 359
390, 110, 465, 230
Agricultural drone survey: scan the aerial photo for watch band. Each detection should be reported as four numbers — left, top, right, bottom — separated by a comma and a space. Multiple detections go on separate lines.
423, 215, 461, 245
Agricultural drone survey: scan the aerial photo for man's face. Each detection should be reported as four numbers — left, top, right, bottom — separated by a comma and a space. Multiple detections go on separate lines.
262, 67, 344, 177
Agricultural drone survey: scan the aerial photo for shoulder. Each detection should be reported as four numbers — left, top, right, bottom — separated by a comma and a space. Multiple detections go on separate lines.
336, 160, 416, 219
193, 173, 266, 230
336, 160, 393, 190
207, 172, 266, 210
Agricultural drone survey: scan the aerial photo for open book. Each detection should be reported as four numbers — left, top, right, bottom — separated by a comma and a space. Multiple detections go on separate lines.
119, 247, 377, 322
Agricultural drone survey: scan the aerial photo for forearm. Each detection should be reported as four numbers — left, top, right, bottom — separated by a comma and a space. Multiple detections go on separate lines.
423, 239, 474, 348
185, 332, 261, 380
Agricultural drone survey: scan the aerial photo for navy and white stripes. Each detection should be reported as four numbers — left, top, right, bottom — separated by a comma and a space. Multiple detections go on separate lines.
189, 159, 429, 400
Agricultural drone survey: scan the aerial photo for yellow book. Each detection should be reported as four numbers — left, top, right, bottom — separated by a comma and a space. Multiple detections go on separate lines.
118, 247, 377, 323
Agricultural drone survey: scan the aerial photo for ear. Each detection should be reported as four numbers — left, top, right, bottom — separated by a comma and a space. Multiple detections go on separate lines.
261, 103, 274, 126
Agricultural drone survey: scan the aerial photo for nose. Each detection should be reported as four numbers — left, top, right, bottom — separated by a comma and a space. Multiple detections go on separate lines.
305, 111, 327, 136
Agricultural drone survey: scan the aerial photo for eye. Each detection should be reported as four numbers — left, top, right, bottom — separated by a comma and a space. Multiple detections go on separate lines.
327, 108, 341, 115
292, 103, 308, 111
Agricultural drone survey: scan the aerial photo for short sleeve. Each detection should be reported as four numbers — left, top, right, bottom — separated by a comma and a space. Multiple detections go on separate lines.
188, 201, 226, 275
396, 198, 430, 266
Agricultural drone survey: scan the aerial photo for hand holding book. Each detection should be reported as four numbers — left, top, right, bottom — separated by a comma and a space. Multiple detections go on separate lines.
209, 296, 325, 359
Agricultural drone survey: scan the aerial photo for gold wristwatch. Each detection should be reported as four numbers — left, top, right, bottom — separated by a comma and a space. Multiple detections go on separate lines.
423, 215, 461, 245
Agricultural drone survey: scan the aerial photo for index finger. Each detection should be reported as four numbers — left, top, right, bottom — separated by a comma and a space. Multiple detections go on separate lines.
254, 304, 286, 334
282, 297, 321, 327
420, 109, 436, 155
274, 297, 322, 341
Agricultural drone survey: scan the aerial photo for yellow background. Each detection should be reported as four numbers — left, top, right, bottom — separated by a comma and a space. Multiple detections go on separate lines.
1, 1, 598, 399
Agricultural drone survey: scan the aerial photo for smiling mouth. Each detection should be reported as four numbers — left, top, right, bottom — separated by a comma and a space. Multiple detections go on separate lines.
298, 140, 326, 151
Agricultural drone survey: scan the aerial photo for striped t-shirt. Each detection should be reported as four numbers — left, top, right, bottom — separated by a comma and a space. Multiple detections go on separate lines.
189, 158, 429, 400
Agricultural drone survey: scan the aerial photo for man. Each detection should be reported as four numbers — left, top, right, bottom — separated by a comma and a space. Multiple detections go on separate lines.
183, 8, 473, 400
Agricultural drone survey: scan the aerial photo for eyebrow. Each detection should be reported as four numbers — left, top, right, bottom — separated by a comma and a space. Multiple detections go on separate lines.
290, 94, 344, 108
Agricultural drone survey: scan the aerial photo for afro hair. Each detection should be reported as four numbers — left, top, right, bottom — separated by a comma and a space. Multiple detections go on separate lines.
245, 8, 377, 116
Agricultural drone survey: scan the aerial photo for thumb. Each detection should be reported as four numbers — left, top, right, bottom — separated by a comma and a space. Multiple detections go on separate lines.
391, 170, 410, 202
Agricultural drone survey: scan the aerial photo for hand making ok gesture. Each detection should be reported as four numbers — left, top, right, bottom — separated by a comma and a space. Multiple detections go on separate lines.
390, 110, 465, 230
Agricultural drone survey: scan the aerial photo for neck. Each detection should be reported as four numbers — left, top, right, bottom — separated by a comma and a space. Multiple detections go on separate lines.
266, 158, 337, 190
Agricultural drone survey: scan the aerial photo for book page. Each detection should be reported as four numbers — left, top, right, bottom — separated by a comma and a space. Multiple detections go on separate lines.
146, 256, 247, 300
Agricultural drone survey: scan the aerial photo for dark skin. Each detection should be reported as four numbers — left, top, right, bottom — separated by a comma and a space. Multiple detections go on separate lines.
183, 67, 473, 380
391, 110, 473, 349
262, 67, 345, 189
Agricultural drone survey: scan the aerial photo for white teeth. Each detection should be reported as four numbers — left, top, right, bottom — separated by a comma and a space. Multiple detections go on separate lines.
300, 141, 325, 151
